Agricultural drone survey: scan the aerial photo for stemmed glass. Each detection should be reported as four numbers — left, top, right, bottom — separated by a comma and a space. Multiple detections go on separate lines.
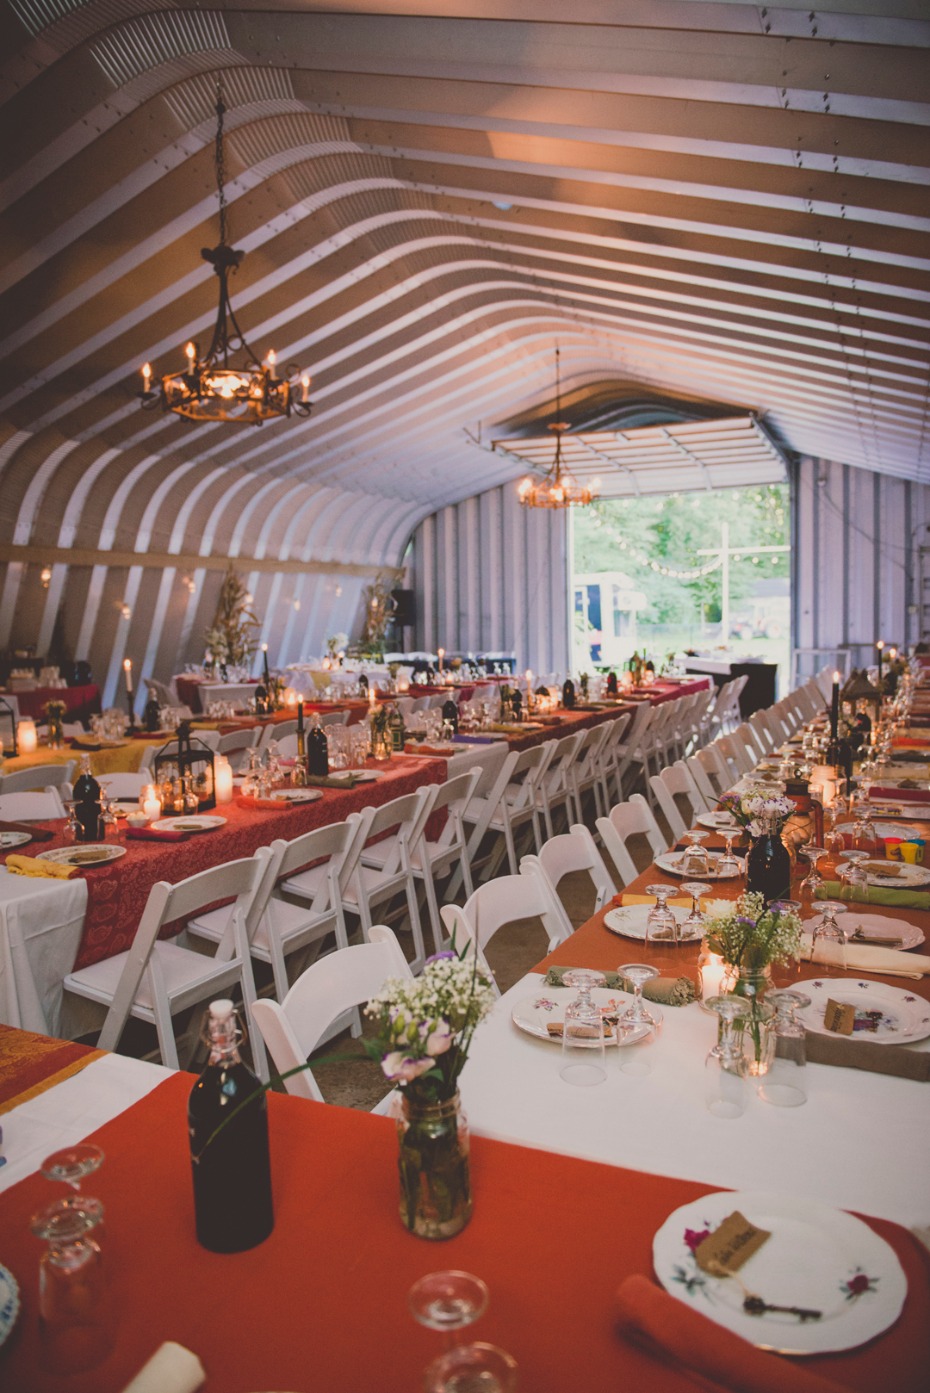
838, 849, 870, 907
31, 1197, 111, 1373
41, 1144, 105, 1229
617, 962, 660, 1033
680, 881, 711, 939
810, 899, 848, 964
705, 996, 752, 1119
718, 830, 741, 876
757, 989, 810, 1108
409, 1271, 517, 1393
559, 969, 608, 1086
644, 884, 679, 948
850, 809, 878, 856
798, 846, 826, 907
680, 829, 710, 876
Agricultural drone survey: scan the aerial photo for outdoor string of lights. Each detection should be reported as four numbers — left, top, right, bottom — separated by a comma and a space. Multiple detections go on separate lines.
590, 514, 723, 581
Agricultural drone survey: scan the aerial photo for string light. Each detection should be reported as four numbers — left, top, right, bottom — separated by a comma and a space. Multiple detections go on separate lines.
590, 513, 724, 580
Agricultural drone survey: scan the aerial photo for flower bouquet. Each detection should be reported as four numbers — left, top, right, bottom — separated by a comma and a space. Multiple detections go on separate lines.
364, 946, 495, 1238
719, 787, 795, 838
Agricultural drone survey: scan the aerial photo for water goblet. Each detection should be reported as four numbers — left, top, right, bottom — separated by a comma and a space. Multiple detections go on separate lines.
409, 1270, 489, 1344
424, 1342, 518, 1392
810, 899, 848, 963
718, 830, 741, 876
680, 829, 710, 877
559, 968, 608, 1086
617, 962, 660, 1033
838, 849, 870, 907
31, 1196, 112, 1373
757, 989, 810, 1108
644, 884, 679, 948
680, 881, 711, 939
705, 995, 752, 1119
851, 810, 878, 856
798, 846, 826, 907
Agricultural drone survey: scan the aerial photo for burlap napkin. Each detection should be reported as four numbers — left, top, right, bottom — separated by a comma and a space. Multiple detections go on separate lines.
797, 1031, 930, 1082
544, 965, 697, 1006
801, 930, 930, 977
815, 880, 930, 911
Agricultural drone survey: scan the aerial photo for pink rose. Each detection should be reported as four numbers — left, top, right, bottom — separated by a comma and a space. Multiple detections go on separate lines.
381, 1051, 432, 1083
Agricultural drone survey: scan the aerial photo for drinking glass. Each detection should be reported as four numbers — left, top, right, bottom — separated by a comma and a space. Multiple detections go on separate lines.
617, 962, 660, 1032
851, 810, 878, 856
644, 884, 679, 948
705, 996, 751, 1119
31, 1196, 112, 1373
718, 831, 740, 876
680, 881, 711, 939
409, 1270, 489, 1343
810, 899, 848, 962
838, 850, 870, 907
424, 1342, 518, 1392
680, 829, 710, 876
559, 969, 608, 1086
798, 846, 826, 907
757, 989, 809, 1108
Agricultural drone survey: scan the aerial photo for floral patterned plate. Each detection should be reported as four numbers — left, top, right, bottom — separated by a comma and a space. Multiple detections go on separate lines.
862, 860, 930, 888
794, 977, 930, 1045
604, 903, 699, 943
0, 1264, 20, 1349
654, 851, 745, 880
696, 810, 739, 832
511, 988, 655, 1043
653, 1190, 907, 1354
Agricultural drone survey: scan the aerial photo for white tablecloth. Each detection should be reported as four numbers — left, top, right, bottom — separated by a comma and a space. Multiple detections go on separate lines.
0, 868, 87, 1035
462, 973, 930, 1228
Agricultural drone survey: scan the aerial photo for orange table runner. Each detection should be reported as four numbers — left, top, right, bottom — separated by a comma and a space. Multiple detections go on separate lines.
0, 1024, 102, 1115
0, 1071, 926, 1392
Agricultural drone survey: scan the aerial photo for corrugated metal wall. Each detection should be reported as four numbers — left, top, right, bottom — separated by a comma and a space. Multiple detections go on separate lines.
793, 456, 930, 678
411, 485, 570, 676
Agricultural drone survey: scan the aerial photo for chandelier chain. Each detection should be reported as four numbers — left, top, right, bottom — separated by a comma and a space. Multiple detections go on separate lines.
215, 85, 228, 248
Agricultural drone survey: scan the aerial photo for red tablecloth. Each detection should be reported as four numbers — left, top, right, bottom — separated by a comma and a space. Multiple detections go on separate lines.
3, 684, 100, 722
0, 756, 446, 971
0, 1070, 926, 1393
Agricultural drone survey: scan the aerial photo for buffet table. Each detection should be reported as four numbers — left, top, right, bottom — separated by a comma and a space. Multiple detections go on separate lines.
0, 684, 101, 723
0, 1044, 927, 1393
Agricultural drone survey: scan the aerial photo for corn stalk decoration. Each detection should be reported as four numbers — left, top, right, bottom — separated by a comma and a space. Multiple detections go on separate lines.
203, 567, 260, 666
360, 574, 397, 656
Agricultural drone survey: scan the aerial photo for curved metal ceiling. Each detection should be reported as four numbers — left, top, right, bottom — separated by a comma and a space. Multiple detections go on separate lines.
0, 0, 928, 569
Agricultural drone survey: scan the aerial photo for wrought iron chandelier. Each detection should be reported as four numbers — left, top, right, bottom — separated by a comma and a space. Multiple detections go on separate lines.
517, 348, 598, 508
139, 86, 311, 426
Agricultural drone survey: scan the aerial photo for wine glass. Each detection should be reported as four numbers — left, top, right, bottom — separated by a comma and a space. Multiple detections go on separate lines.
810, 899, 848, 963
718, 830, 741, 876
757, 989, 810, 1108
838, 849, 870, 907
31, 1196, 112, 1373
680, 881, 711, 939
617, 962, 660, 1033
409, 1270, 489, 1343
41, 1144, 105, 1229
851, 809, 878, 856
424, 1343, 518, 1392
705, 996, 752, 1119
559, 969, 608, 1086
798, 845, 826, 907
644, 884, 679, 949
680, 829, 710, 876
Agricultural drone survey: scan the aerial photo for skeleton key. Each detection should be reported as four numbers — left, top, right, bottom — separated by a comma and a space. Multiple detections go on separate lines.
742, 1294, 822, 1322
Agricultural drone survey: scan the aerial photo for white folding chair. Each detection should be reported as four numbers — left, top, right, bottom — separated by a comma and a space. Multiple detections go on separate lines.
687, 746, 730, 805
63, 851, 271, 1074
0, 789, 66, 820
747, 710, 777, 756
0, 763, 75, 794
649, 761, 708, 842
345, 788, 436, 972
257, 720, 298, 752
216, 726, 261, 771
96, 772, 149, 801
535, 731, 584, 840
251, 926, 411, 1110
440, 866, 569, 997
192, 812, 369, 1004
596, 794, 668, 887
461, 742, 554, 878
523, 824, 616, 930
408, 770, 481, 954
318, 710, 351, 727
568, 721, 612, 824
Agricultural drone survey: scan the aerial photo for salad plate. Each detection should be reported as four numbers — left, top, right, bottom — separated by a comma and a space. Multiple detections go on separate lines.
266, 789, 323, 804
511, 987, 656, 1043
654, 851, 745, 880
653, 1190, 907, 1354
603, 902, 698, 943
0, 830, 32, 849
36, 844, 126, 866
151, 815, 226, 833
862, 860, 930, 888
696, 810, 739, 832
837, 912, 924, 951
794, 977, 930, 1045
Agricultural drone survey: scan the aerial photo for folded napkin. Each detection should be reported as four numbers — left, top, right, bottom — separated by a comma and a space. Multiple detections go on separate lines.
304, 773, 361, 789
237, 793, 299, 810
814, 880, 930, 912
616, 1274, 850, 1393
800, 1030, 930, 1082
124, 826, 189, 843
0, 819, 53, 841
545, 964, 697, 1006
800, 929, 930, 978
120, 1341, 205, 1393
618, 891, 694, 911
886, 751, 930, 766
4, 853, 76, 880
868, 784, 930, 802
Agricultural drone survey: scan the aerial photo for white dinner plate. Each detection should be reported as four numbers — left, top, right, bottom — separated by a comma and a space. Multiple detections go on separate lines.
511, 986, 657, 1043
353, 769, 385, 780
151, 815, 227, 833
696, 811, 739, 832
603, 902, 699, 943
838, 912, 924, 951
653, 1190, 907, 1355
36, 844, 126, 866
266, 789, 323, 804
861, 859, 930, 888
0, 1264, 20, 1349
794, 977, 930, 1045
836, 819, 922, 843
654, 851, 745, 880
0, 830, 32, 849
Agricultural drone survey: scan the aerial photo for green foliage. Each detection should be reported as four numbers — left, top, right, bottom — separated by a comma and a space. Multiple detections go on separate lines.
203, 567, 260, 665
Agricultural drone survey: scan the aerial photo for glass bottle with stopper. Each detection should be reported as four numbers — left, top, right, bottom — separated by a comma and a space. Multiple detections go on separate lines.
562, 677, 576, 709
389, 702, 406, 753
293, 701, 308, 785
306, 712, 329, 776
188, 999, 274, 1254
72, 755, 103, 842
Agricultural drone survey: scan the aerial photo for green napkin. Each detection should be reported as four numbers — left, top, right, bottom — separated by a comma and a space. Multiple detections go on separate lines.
815, 881, 930, 911
304, 773, 361, 789
544, 966, 697, 1006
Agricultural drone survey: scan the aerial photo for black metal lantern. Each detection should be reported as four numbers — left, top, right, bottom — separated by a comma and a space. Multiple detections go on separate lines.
0, 698, 18, 755
152, 720, 216, 810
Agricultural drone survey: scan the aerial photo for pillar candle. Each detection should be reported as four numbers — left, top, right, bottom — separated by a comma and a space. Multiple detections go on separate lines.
877, 640, 884, 686
261, 643, 271, 684
213, 756, 234, 805
700, 953, 726, 1001
830, 671, 840, 740
17, 719, 37, 754
141, 784, 162, 821
437, 648, 444, 672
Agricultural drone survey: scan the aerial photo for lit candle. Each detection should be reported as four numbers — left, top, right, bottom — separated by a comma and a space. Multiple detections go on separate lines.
213, 755, 234, 805
266, 349, 277, 380
141, 784, 162, 821
261, 642, 270, 684
185, 342, 196, 370
700, 952, 726, 1002
300, 373, 311, 403
830, 670, 839, 740
17, 718, 37, 754
877, 640, 884, 685
123, 657, 133, 694
283, 687, 298, 707
438, 647, 445, 673
889, 646, 898, 662
141, 362, 152, 392
368, 686, 377, 708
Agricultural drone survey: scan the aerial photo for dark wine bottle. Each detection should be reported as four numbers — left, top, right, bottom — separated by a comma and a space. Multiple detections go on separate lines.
562, 677, 576, 709
143, 695, 161, 733
510, 688, 523, 720
745, 828, 792, 907
606, 670, 618, 697
441, 698, 459, 734
189, 1000, 274, 1254
358, 672, 369, 695
389, 703, 406, 753
73, 754, 102, 842
254, 681, 268, 716
307, 715, 329, 776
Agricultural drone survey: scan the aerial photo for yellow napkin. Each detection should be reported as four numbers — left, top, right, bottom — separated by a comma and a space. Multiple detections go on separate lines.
4, 853, 76, 880
621, 892, 693, 910
800, 932, 930, 979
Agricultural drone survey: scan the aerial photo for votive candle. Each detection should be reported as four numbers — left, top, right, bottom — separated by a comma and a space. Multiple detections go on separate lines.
17, 719, 37, 754
213, 756, 234, 805
141, 785, 162, 821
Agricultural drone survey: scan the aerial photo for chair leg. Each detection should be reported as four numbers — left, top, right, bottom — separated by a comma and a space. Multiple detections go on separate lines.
502, 814, 518, 875
420, 866, 444, 955
404, 878, 427, 973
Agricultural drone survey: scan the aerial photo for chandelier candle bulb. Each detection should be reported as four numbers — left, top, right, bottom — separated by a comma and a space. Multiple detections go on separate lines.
17, 719, 37, 754
266, 349, 277, 380
123, 658, 133, 694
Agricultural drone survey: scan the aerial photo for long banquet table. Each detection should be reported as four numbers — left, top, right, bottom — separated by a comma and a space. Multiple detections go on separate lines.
0, 754, 445, 1037
0, 1033, 927, 1393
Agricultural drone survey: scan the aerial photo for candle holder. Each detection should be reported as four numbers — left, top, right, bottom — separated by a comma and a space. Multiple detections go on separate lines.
0, 698, 18, 755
